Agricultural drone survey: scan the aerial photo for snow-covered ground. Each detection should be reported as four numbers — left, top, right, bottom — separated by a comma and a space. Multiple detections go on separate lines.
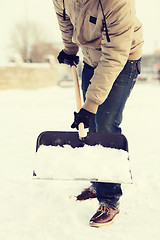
0, 80, 160, 239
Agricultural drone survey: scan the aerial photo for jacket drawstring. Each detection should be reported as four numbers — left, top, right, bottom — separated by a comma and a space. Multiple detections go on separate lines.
62, 0, 110, 42
98, 0, 110, 42
63, 0, 66, 20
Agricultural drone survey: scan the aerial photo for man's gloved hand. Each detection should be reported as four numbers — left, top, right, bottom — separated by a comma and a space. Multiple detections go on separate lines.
57, 50, 79, 66
71, 108, 94, 130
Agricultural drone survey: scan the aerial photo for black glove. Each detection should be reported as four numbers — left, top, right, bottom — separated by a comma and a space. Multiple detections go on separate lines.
71, 108, 94, 130
57, 50, 79, 66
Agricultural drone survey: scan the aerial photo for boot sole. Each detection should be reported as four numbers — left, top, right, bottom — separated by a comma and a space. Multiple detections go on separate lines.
77, 196, 97, 201
89, 213, 120, 228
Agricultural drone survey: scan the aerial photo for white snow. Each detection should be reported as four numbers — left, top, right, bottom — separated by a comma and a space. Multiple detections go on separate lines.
34, 145, 131, 183
0, 81, 160, 239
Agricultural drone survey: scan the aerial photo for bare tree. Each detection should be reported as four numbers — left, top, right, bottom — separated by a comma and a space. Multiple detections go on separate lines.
10, 21, 59, 62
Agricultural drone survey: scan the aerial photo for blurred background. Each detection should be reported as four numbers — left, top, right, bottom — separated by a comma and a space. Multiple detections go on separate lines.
0, 0, 160, 88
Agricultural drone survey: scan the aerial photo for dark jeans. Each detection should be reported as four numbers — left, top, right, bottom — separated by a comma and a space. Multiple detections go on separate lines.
82, 59, 141, 208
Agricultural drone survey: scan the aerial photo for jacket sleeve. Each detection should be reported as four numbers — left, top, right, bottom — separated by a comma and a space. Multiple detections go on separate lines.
52, 1, 79, 55
83, 0, 135, 113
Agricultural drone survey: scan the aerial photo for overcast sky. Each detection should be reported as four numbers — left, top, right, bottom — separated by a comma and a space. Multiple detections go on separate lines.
0, 0, 160, 62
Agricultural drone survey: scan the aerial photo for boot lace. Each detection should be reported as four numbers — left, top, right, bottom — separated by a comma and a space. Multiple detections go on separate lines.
98, 206, 112, 213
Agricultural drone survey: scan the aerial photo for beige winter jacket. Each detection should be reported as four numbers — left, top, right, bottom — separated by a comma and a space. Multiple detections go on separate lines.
53, 0, 144, 113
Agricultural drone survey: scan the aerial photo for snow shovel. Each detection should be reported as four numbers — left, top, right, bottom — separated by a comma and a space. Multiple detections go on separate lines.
33, 65, 132, 183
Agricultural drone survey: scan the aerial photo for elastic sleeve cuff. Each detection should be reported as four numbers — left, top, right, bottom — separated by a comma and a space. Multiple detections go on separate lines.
82, 99, 99, 114
64, 45, 79, 55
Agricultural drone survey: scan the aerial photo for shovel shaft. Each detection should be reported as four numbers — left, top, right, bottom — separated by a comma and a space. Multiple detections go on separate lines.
71, 65, 86, 139
71, 65, 82, 111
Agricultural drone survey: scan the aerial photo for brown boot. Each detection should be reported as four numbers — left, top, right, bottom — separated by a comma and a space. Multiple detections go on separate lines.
89, 206, 120, 227
76, 187, 96, 201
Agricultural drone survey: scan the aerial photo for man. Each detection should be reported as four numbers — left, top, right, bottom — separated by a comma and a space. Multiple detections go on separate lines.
52, 0, 143, 227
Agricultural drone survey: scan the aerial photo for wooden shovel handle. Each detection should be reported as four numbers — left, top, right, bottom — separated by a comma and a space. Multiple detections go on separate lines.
71, 65, 86, 139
